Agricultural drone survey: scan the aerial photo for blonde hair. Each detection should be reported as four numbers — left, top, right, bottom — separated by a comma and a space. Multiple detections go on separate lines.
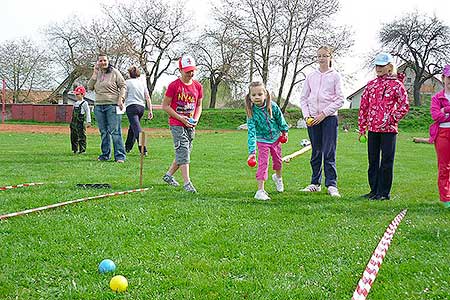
318, 45, 333, 67
245, 81, 272, 118
385, 63, 397, 75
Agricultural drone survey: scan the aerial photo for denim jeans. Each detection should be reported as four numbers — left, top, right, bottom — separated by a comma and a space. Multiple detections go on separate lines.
94, 105, 126, 161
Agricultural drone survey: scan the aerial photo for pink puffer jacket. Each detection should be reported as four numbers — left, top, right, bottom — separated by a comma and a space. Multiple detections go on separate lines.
358, 73, 409, 134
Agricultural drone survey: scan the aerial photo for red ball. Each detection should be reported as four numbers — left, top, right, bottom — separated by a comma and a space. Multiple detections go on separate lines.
279, 135, 287, 143
247, 157, 257, 167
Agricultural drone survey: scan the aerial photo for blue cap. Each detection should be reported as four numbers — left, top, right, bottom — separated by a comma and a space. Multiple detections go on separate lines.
374, 52, 393, 66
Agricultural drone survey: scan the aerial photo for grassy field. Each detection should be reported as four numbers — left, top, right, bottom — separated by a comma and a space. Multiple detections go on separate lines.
0, 127, 449, 299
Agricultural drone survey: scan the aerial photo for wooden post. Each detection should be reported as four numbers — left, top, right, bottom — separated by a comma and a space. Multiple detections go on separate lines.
2, 79, 6, 124
138, 131, 147, 187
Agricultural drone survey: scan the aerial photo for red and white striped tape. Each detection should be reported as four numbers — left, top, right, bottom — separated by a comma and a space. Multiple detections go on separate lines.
0, 188, 149, 220
0, 182, 44, 191
352, 209, 408, 300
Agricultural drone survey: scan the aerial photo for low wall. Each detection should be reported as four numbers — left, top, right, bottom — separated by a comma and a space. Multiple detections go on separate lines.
3, 104, 73, 123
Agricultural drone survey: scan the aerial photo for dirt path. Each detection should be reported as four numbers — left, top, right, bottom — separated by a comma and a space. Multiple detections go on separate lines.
0, 124, 235, 136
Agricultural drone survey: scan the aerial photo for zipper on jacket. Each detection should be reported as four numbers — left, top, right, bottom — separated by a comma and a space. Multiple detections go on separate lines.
263, 107, 273, 140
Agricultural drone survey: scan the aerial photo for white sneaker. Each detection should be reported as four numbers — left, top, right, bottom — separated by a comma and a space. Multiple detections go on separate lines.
254, 190, 270, 200
301, 184, 321, 192
272, 174, 284, 192
327, 186, 341, 197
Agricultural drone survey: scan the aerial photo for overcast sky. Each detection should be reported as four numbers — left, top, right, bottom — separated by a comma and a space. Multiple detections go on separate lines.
2, 0, 449, 98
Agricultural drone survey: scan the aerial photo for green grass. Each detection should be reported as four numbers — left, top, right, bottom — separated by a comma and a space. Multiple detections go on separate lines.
0, 128, 449, 299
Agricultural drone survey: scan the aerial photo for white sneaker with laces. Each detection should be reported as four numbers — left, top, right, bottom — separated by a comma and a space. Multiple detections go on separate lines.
301, 184, 321, 192
272, 174, 284, 192
254, 190, 270, 200
327, 186, 341, 197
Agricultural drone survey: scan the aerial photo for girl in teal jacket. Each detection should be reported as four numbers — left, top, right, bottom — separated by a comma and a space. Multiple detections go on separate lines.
245, 81, 289, 200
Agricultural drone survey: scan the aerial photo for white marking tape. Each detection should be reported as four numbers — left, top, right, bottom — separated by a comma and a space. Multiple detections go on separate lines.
351, 209, 407, 300
0, 188, 149, 220
0, 182, 44, 191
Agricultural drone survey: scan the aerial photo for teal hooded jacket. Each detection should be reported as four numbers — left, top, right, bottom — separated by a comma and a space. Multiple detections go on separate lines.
247, 101, 289, 154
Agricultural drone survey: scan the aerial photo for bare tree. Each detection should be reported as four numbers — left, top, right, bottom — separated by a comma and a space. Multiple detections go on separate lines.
45, 18, 91, 102
193, 23, 248, 108
379, 11, 450, 106
0, 39, 52, 103
217, 0, 280, 84
104, 0, 189, 97
275, 0, 352, 111
216, 0, 352, 111
45, 17, 131, 103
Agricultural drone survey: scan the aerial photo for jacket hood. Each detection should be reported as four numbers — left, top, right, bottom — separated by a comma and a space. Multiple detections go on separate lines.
378, 73, 405, 82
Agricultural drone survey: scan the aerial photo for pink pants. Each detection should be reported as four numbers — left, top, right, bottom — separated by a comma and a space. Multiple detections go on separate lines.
256, 141, 282, 181
435, 128, 450, 202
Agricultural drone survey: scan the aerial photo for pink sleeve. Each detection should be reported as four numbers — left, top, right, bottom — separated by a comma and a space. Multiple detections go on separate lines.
299, 76, 311, 118
358, 85, 369, 133
431, 94, 450, 123
392, 82, 409, 121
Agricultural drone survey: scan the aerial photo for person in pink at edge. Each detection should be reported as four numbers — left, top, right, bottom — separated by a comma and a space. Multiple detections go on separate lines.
358, 52, 409, 201
161, 55, 203, 193
429, 64, 450, 209
299, 45, 344, 198
245, 81, 289, 201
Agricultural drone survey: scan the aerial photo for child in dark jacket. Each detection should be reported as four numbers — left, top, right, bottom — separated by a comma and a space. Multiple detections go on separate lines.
70, 86, 91, 154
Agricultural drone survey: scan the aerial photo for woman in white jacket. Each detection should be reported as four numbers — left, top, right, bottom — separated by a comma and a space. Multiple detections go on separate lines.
299, 45, 344, 197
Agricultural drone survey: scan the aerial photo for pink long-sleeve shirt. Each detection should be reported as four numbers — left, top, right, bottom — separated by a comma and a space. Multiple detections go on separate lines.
300, 68, 344, 118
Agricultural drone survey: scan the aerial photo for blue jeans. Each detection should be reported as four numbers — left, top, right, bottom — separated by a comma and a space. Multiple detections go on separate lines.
94, 105, 126, 161
307, 116, 338, 187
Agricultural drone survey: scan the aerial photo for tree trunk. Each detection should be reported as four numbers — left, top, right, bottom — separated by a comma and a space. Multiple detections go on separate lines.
413, 78, 422, 106
209, 79, 218, 109
145, 72, 155, 98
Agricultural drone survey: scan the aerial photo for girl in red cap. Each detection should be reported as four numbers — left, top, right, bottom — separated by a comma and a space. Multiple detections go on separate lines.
429, 64, 450, 208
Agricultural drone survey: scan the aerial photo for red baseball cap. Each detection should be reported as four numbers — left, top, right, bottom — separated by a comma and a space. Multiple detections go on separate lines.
178, 55, 197, 72
74, 86, 86, 95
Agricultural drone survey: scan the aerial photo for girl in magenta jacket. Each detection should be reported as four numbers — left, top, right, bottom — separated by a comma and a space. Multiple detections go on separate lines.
358, 52, 409, 201
300, 45, 344, 197
429, 65, 450, 208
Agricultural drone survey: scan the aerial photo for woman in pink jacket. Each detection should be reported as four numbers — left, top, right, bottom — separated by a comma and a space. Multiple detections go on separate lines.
429, 65, 450, 208
358, 52, 409, 201
300, 46, 344, 197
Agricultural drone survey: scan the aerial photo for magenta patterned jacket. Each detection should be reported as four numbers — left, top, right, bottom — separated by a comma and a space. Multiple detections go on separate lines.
429, 90, 450, 143
358, 73, 409, 134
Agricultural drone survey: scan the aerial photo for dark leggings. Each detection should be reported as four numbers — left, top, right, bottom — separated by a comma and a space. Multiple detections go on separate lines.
367, 131, 397, 197
125, 104, 145, 152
